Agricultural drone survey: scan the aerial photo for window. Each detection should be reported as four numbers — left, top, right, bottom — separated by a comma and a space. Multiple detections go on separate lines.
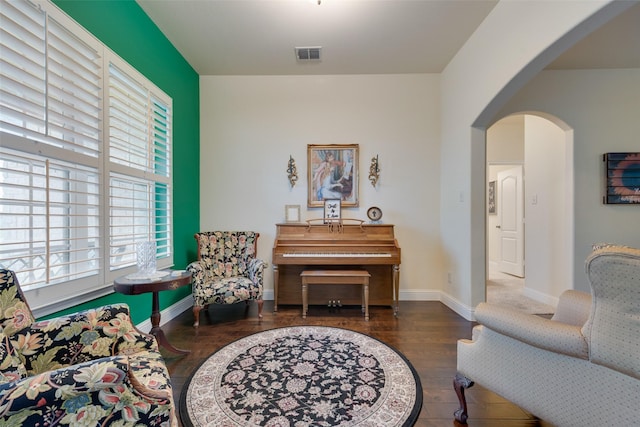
107, 63, 172, 271
0, 0, 173, 316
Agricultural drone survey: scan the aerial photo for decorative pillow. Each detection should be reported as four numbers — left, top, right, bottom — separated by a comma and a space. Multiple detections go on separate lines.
0, 326, 27, 385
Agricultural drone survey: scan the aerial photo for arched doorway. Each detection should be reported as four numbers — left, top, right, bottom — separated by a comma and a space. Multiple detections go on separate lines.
485, 113, 574, 312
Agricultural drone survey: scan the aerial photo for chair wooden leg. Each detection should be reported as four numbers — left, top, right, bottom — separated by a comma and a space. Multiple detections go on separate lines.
193, 305, 202, 327
257, 299, 264, 318
453, 373, 474, 424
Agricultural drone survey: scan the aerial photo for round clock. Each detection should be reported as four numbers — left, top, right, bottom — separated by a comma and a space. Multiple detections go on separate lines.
367, 206, 383, 222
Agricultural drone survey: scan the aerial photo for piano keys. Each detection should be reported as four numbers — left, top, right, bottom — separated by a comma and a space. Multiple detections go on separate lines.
272, 222, 401, 314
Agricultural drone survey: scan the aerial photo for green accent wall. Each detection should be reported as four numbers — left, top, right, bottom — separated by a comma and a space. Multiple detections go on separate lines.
48, 0, 200, 325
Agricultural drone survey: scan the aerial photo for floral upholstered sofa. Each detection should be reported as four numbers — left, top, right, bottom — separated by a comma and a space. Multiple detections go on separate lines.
454, 244, 640, 426
0, 269, 178, 426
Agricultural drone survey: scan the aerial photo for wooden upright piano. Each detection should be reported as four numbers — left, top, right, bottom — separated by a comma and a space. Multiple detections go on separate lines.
272, 221, 401, 314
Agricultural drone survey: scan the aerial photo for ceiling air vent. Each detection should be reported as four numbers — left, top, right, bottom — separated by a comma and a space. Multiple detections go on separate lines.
295, 46, 321, 62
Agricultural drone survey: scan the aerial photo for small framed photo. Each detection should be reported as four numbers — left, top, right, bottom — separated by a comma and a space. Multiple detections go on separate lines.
285, 205, 301, 223
488, 180, 496, 214
323, 199, 341, 223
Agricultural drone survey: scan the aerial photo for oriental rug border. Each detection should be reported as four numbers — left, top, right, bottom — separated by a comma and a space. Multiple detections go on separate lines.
179, 326, 422, 426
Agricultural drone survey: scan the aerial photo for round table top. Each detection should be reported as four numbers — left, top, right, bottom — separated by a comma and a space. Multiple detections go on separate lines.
113, 269, 192, 295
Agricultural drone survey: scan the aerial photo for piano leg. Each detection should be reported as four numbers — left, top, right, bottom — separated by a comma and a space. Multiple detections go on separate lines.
273, 264, 279, 312
302, 280, 308, 319
363, 279, 369, 321
393, 264, 400, 316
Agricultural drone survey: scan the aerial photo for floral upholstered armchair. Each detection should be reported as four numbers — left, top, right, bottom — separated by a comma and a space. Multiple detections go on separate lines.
0, 269, 177, 426
187, 231, 265, 327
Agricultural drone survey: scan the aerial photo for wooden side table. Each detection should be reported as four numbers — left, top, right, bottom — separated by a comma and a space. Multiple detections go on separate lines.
113, 270, 191, 355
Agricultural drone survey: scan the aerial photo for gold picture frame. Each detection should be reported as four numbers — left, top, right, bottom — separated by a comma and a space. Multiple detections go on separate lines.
308, 144, 359, 207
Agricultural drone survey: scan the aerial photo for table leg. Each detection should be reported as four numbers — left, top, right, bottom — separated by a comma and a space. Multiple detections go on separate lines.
149, 291, 190, 355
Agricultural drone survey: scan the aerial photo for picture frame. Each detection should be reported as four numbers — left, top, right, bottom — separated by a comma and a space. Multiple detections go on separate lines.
285, 204, 301, 223
323, 199, 341, 223
603, 152, 640, 204
308, 144, 359, 207
488, 180, 497, 214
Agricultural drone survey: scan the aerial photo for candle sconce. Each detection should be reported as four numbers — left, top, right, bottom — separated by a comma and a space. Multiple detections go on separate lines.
369, 154, 380, 187
287, 155, 298, 187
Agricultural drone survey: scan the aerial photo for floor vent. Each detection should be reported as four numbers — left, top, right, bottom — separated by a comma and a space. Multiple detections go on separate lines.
295, 47, 321, 61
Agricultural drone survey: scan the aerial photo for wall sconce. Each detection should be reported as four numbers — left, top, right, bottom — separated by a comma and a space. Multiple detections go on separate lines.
287, 155, 298, 187
369, 154, 380, 187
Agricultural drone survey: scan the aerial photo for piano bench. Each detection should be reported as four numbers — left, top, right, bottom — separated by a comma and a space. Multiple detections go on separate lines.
300, 270, 371, 320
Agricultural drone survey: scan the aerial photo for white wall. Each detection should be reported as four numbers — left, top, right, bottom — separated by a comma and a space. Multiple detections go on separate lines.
488, 115, 571, 306
440, 0, 627, 318
496, 69, 640, 291
523, 115, 570, 302
197, 1, 635, 320
199, 74, 443, 300
487, 117, 524, 266
487, 116, 525, 163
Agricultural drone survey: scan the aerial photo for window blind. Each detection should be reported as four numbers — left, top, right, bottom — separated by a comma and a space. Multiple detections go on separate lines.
0, 0, 47, 139
107, 61, 172, 273
0, 146, 100, 286
0, 0, 173, 315
46, 15, 102, 156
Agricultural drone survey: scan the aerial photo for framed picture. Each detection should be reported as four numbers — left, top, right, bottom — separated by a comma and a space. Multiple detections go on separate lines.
604, 152, 640, 204
285, 205, 301, 223
488, 180, 496, 214
323, 199, 341, 223
308, 144, 359, 207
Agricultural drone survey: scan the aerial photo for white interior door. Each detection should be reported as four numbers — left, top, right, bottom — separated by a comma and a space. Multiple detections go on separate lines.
497, 166, 524, 277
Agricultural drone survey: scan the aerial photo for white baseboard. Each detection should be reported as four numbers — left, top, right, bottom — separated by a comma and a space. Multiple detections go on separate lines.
439, 292, 475, 321
265, 289, 440, 302
399, 289, 440, 301
141, 289, 475, 330
523, 287, 559, 308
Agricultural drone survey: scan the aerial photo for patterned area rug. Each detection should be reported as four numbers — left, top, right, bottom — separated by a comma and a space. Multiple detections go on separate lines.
180, 326, 422, 426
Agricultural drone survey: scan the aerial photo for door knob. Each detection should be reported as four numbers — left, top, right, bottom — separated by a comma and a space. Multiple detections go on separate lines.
496, 225, 501, 228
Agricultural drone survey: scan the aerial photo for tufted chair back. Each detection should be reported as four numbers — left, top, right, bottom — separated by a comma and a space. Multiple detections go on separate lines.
583, 244, 640, 379
195, 231, 259, 279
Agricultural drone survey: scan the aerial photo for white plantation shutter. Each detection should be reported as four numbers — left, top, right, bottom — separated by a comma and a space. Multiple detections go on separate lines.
108, 63, 150, 170
0, 0, 101, 155
46, 16, 102, 156
108, 174, 171, 270
151, 96, 171, 178
0, 146, 100, 285
0, 0, 173, 315
107, 60, 172, 275
0, 0, 47, 138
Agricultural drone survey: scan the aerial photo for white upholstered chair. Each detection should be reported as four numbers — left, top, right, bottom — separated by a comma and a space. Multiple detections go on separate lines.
454, 244, 640, 426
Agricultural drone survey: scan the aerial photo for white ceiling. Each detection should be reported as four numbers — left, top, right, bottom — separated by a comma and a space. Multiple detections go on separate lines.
136, 0, 640, 76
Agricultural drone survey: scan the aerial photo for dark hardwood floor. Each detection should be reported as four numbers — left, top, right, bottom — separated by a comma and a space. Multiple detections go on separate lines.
160, 301, 553, 427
